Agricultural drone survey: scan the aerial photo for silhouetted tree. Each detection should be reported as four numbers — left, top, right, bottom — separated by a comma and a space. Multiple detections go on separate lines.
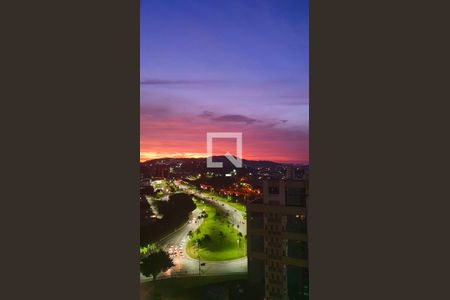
140, 250, 174, 281
140, 186, 155, 197
156, 193, 195, 217
140, 195, 152, 227
203, 234, 212, 242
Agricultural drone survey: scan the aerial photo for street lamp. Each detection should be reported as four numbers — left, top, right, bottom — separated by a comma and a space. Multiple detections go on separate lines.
197, 240, 201, 276
237, 239, 240, 257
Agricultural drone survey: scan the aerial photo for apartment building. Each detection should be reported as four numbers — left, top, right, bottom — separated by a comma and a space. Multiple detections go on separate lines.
247, 174, 309, 300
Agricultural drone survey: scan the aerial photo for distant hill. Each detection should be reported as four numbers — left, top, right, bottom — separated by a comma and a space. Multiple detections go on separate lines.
140, 156, 294, 169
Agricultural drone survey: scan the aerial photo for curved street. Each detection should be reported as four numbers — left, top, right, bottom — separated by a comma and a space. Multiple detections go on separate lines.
179, 183, 247, 236
140, 184, 248, 281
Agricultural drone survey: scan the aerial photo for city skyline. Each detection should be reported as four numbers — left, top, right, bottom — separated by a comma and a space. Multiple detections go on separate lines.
141, 0, 309, 164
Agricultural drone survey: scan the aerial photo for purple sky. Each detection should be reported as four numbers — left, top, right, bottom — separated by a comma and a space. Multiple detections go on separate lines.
141, 0, 309, 163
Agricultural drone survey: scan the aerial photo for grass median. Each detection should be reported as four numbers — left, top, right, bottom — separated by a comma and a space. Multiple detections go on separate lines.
187, 199, 246, 261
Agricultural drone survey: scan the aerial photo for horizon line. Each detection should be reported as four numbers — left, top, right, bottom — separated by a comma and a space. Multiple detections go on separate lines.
140, 155, 309, 165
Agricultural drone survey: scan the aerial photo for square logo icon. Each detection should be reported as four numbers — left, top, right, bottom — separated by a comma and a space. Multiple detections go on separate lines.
206, 132, 242, 168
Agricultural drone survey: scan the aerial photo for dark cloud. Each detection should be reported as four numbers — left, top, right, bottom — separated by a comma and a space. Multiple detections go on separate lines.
199, 111, 214, 118
279, 99, 309, 106
140, 103, 171, 118
140, 79, 223, 85
257, 126, 309, 142
266, 120, 288, 128
212, 114, 260, 124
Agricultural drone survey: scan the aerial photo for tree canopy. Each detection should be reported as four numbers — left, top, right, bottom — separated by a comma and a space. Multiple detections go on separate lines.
155, 193, 196, 217
140, 186, 155, 197
140, 250, 174, 280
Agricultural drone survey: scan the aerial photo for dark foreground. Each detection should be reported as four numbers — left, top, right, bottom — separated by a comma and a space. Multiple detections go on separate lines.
140, 274, 264, 300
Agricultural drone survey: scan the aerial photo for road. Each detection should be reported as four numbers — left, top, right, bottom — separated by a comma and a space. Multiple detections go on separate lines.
178, 184, 247, 236
140, 186, 248, 281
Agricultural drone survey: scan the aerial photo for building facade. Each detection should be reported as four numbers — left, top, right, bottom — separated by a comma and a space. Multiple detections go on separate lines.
247, 175, 309, 300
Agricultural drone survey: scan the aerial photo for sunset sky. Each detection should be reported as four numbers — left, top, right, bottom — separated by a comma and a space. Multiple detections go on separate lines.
140, 0, 309, 163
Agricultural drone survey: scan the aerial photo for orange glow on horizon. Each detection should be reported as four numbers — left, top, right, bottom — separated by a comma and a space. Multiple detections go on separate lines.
140, 151, 307, 164
140, 151, 207, 162
140, 125, 309, 164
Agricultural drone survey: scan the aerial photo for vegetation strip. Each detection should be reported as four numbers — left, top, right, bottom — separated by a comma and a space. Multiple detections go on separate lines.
187, 198, 246, 261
